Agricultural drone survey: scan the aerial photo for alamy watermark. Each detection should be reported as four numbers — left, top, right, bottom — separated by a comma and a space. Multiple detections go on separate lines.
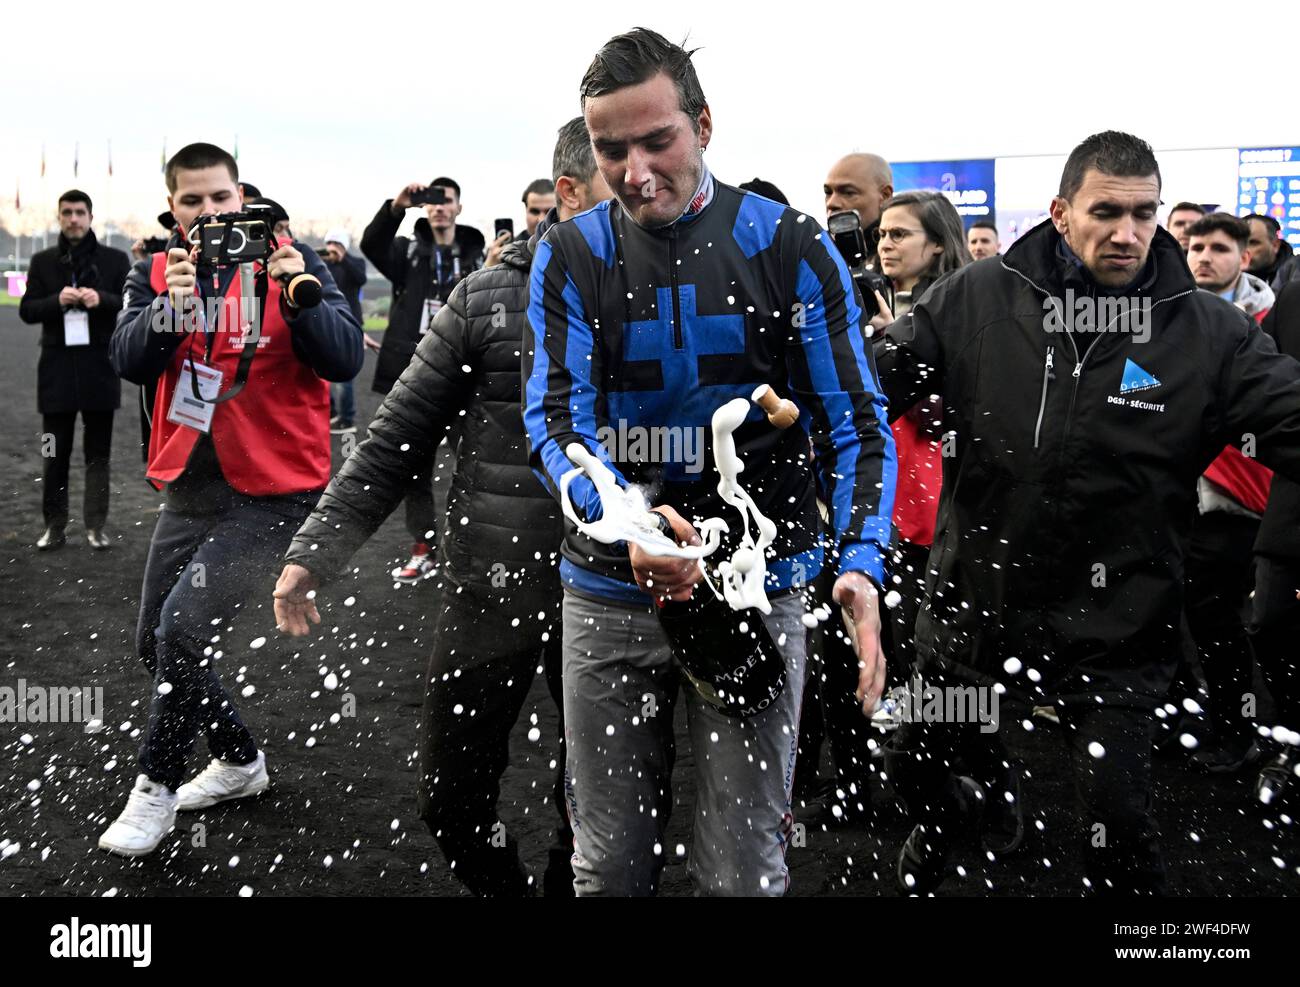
1042, 290, 1152, 344
874, 673, 1000, 733
50, 919, 151, 967
150, 295, 264, 342
596, 420, 706, 474
0, 680, 104, 732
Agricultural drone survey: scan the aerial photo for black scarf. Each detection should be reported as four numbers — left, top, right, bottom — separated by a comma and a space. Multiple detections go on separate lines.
58, 229, 101, 288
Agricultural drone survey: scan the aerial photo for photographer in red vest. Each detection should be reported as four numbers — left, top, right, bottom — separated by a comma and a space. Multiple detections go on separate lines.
99, 143, 362, 857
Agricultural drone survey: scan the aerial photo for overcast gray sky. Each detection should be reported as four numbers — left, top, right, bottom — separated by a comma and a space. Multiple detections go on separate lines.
3, 0, 1297, 239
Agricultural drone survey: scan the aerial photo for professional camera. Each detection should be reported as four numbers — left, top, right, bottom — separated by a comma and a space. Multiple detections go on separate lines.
186, 204, 323, 309
187, 204, 277, 268
826, 209, 893, 311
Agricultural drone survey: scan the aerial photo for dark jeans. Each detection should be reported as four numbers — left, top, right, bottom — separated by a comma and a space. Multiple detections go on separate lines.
886, 682, 1165, 895
1248, 555, 1300, 728
415, 585, 570, 896
41, 410, 114, 530
135, 490, 316, 791
330, 379, 356, 423
884, 539, 931, 683
1184, 511, 1260, 744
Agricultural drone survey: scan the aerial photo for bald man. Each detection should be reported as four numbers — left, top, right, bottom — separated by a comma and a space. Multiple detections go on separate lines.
825, 152, 894, 269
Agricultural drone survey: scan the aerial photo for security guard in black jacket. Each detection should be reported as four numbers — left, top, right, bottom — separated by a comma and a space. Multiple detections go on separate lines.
19, 189, 131, 550
876, 132, 1300, 895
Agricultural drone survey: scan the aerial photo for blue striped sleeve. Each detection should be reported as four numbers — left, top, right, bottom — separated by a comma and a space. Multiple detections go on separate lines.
523, 233, 627, 522
786, 228, 895, 585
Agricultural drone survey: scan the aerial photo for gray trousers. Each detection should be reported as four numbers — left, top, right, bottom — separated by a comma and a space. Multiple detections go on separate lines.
561, 589, 807, 896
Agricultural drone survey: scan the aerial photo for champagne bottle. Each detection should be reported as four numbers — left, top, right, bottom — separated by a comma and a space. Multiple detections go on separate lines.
647, 513, 787, 718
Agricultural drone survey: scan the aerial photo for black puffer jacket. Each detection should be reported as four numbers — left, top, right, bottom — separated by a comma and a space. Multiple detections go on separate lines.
18, 231, 131, 413
1257, 279, 1300, 558
286, 234, 563, 598
876, 220, 1300, 709
360, 201, 484, 394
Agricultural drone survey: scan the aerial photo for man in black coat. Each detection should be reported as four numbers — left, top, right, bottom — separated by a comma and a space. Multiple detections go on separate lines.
360, 177, 484, 585
274, 118, 612, 896
876, 131, 1300, 895
18, 189, 130, 550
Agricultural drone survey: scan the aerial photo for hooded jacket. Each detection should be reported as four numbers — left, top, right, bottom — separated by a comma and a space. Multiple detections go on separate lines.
361, 201, 485, 394
286, 229, 563, 600
876, 219, 1300, 709
1226, 269, 1275, 318
19, 230, 131, 413
524, 179, 895, 605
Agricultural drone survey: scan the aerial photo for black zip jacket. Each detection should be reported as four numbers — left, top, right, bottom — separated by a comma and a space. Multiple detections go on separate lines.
286, 233, 563, 599
19, 231, 131, 413
524, 181, 895, 606
361, 201, 485, 394
1257, 279, 1300, 558
876, 220, 1300, 708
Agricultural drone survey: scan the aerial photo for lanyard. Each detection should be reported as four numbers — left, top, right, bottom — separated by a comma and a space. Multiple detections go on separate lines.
432, 246, 460, 293
187, 263, 268, 406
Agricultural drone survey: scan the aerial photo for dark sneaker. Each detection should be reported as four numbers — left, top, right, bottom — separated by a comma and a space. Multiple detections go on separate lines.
796, 778, 872, 828
896, 775, 985, 895
1154, 711, 1204, 759
1190, 738, 1261, 775
329, 418, 357, 434
543, 847, 576, 898
981, 762, 1025, 855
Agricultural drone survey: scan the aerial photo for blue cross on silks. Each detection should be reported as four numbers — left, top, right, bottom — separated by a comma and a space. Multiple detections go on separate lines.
606, 283, 764, 482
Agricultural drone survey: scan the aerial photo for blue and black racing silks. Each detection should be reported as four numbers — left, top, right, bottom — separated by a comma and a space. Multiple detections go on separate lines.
522, 179, 896, 606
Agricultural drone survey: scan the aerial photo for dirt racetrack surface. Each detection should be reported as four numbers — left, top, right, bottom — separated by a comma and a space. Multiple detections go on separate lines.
0, 306, 1294, 897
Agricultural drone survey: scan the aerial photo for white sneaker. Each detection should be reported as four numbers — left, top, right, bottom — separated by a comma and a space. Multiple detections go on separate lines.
176, 751, 269, 811
98, 774, 178, 857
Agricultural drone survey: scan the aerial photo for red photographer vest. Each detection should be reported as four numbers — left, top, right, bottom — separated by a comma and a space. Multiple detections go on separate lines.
145, 251, 331, 495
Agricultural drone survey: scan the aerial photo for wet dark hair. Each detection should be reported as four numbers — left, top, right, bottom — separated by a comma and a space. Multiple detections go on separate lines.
969, 218, 997, 233
580, 28, 706, 130
1059, 131, 1160, 201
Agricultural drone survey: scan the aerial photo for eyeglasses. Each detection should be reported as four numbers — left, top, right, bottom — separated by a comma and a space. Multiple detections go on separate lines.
873, 226, 925, 244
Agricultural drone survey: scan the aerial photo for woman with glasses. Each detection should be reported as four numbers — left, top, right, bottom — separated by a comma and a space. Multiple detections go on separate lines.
873, 190, 972, 318
868, 192, 1021, 853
